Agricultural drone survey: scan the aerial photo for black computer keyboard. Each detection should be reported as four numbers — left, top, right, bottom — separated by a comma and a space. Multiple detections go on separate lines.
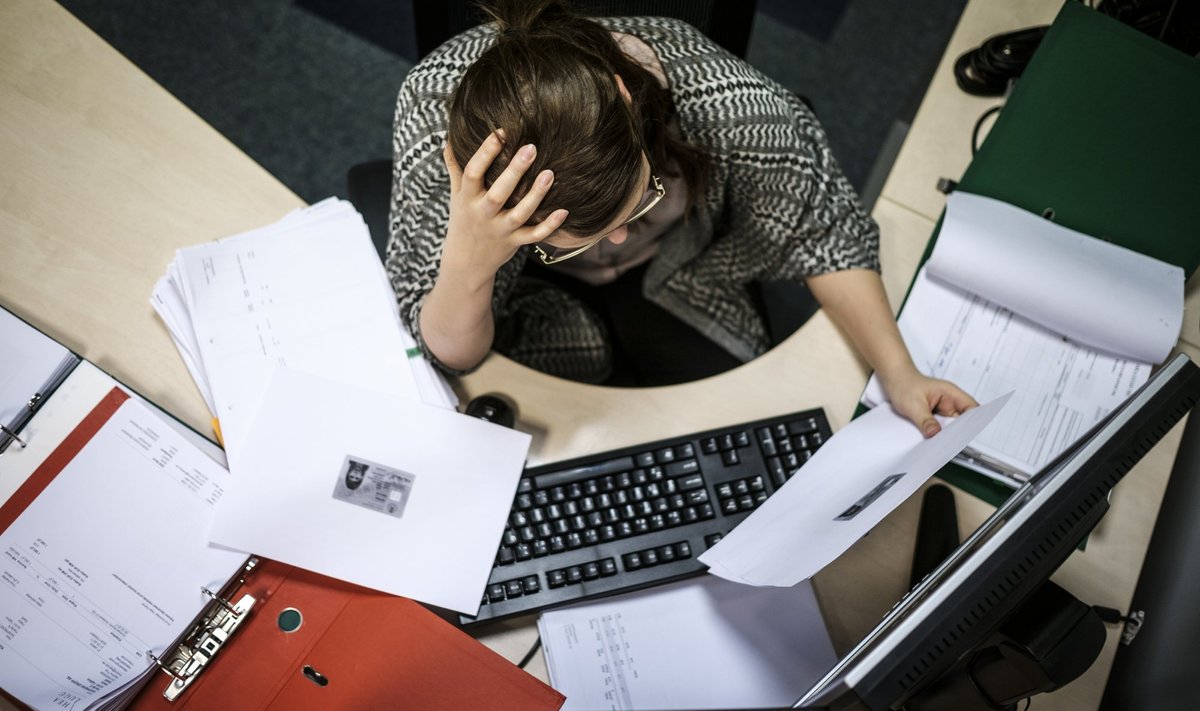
460, 407, 832, 625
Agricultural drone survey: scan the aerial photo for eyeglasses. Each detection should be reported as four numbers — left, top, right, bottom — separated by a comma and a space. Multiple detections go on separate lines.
533, 174, 665, 265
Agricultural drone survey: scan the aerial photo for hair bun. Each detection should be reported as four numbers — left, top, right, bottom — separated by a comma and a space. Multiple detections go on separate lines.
481, 0, 569, 37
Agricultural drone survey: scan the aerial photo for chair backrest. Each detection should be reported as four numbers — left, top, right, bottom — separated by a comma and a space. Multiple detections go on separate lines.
411, 0, 757, 60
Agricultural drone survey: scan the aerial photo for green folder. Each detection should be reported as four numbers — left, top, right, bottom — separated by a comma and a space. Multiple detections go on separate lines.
881, 1, 1200, 506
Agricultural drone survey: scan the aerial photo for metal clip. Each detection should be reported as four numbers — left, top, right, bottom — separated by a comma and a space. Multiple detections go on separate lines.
152, 557, 259, 701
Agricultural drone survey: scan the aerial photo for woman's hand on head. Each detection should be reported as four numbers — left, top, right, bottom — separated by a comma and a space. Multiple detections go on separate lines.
881, 369, 978, 439
440, 133, 569, 288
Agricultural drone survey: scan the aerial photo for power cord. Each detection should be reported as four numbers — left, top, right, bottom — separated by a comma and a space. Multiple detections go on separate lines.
953, 26, 1048, 96
517, 636, 543, 668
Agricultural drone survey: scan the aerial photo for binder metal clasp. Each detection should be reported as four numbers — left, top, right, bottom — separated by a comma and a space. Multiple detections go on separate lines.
149, 557, 259, 701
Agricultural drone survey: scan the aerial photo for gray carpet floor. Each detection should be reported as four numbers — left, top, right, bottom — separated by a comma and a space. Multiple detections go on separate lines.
57, 0, 967, 206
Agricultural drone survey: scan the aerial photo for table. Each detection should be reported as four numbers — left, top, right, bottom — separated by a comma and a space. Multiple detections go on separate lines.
2, 0, 1195, 708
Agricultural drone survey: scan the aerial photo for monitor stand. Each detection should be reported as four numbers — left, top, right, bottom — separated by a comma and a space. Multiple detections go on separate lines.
903, 486, 1107, 711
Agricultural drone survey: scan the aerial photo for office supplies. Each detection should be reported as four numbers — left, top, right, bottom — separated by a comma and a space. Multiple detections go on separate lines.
701, 394, 1008, 588
539, 576, 837, 710
207, 367, 532, 615
125, 559, 565, 711
0, 306, 80, 455
0, 386, 247, 710
461, 408, 833, 625
797, 354, 1200, 711
862, 192, 1181, 486
151, 198, 456, 463
916, 1, 1200, 505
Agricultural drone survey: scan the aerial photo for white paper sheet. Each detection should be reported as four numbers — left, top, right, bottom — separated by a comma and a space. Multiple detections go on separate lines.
539, 576, 837, 710
0, 397, 245, 710
208, 368, 530, 614
173, 201, 421, 463
929, 192, 1183, 364
699, 395, 1009, 587
862, 268, 1150, 482
0, 307, 77, 427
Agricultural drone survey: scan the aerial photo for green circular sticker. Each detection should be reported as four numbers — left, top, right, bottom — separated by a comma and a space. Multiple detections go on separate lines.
277, 607, 303, 633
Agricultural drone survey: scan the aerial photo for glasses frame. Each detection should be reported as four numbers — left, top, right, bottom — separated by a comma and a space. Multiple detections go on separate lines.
533, 174, 665, 265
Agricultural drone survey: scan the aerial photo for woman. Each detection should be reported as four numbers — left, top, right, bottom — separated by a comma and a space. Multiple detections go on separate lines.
386, 0, 974, 436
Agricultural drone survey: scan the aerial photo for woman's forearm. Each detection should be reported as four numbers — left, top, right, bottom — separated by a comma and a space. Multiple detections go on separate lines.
805, 268, 917, 384
418, 268, 497, 371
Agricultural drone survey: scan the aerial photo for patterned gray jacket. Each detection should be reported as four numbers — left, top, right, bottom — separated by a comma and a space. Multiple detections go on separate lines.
386, 16, 880, 378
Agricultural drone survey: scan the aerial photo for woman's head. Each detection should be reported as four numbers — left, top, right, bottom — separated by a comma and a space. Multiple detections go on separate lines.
447, 0, 677, 241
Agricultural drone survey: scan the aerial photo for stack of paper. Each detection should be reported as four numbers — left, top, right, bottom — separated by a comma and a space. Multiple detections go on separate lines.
151, 198, 456, 461
861, 192, 1184, 486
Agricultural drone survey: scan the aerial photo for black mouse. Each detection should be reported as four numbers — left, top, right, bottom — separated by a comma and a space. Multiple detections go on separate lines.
464, 394, 516, 429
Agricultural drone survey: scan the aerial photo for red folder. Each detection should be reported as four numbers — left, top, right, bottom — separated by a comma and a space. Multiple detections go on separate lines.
0, 388, 565, 711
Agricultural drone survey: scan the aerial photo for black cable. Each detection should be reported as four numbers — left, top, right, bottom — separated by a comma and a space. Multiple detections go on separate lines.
971, 105, 1003, 155
953, 26, 1048, 96
517, 636, 542, 668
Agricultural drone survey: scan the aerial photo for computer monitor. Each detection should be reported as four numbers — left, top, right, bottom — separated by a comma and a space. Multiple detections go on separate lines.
795, 353, 1200, 711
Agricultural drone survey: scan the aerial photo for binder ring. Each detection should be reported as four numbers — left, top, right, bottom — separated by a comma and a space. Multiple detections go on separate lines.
0, 424, 26, 448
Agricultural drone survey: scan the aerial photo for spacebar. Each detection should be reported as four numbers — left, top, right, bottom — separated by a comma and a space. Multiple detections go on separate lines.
533, 456, 637, 489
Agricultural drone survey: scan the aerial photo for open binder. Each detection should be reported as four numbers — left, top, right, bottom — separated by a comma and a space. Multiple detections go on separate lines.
0, 303, 564, 711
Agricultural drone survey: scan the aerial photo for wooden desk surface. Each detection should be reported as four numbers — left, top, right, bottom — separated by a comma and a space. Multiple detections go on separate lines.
1, 1, 1192, 709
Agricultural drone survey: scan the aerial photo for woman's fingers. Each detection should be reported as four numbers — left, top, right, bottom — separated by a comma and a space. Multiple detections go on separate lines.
516, 208, 570, 245
460, 131, 505, 192
484, 143, 537, 212
507, 169, 555, 226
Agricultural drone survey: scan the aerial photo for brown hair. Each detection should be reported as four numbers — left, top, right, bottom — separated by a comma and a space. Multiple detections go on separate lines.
447, 0, 708, 237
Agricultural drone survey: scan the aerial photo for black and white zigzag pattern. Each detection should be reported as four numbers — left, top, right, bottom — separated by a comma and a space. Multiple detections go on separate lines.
385, 16, 879, 376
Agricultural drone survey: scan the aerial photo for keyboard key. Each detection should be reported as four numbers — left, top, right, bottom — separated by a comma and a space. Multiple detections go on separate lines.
698, 503, 715, 519
616, 521, 634, 538
721, 498, 739, 515
587, 511, 603, 527
533, 540, 549, 557
567, 483, 583, 499
529, 507, 546, 524
549, 535, 566, 553
735, 431, 751, 448
669, 494, 686, 509
584, 479, 599, 496
497, 547, 515, 565
630, 486, 645, 502
665, 510, 682, 527
761, 439, 777, 456
599, 558, 618, 576
666, 459, 699, 477
768, 457, 787, 487
517, 478, 533, 493
616, 472, 632, 488
580, 496, 595, 512
648, 465, 665, 481
633, 518, 650, 534
675, 541, 692, 559
648, 514, 665, 530
520, 526, 537, 542
635, 452, 656, 467
536, 523, 553, 539
550, 486, 566, 502
756, 427, 773, 443
678, 474, 704, 490
788, 417, 820, 435
683, 506, 699, 523
510, 511, 528, 527
721, 449, 740, 466
533, 456, 637, 489
662, 478, 678, 495
566, 532, 582, 548
779, 438, 794, 453
658, 544, 676, 563
547, 570, 566, 588
704, 533, 723, 548
566, 566, 583, 584
642, 549, 659, 566
623, 552, 642, 570
785, 452, 801, 470
582, 562, 600, 580
534, 490, 550, 507
502, 529, 518, 547
515, 544, 532, 561
523, 575, 541, 594
600, 525, 617, 541
655, 447, 676, 463
653, 497, 670, 513
685, 489, 709, 505
584, 528, 600, 545
749, 476, 765, 491
645, 482, 661, 497
738, 495, 755, 510
571, 515, 587, 531
716, 482, 733, 498
733, 479, 749, 496
701, 437, 719, 454
676, 443, 695, 459
504, 580, 523, 598
632, 469, 648, 485
719, 434, 736, 451
774, 424, 789, 440
488, 583, 507, 601
515, 493, 532, 510
554, 519, 570, 534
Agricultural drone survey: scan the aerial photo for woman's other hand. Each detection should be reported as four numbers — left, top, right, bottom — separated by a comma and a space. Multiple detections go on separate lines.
440, 132, 568, 287
881, 369, 978, 438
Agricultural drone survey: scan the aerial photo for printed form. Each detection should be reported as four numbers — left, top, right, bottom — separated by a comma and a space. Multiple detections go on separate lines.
0, 397, 245, 710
